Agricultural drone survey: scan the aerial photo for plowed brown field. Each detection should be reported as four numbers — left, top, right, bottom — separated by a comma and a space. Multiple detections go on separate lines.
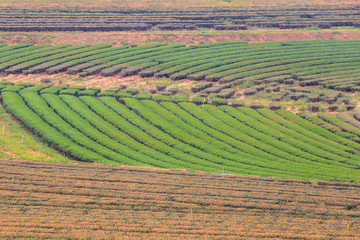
0, 159, 359, 239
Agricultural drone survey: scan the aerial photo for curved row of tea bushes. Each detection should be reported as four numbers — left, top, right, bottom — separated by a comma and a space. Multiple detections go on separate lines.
0, 41, 360, 93
2, 89, 360, 181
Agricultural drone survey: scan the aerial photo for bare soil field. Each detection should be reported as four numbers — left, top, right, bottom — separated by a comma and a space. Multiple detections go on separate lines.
1, 30, 359, 46
0, 159, 359, 239
0, 0, 358, 9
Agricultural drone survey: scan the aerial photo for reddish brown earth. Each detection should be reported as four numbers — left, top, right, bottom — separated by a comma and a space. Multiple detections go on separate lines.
0, 159, 359, 239
0, 30, 359, 46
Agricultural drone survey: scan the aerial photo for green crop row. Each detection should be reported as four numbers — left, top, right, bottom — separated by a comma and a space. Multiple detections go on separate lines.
272, 109, 360, 150
1, 91, 109, 163
221, 106, 360, 163
20, 91, 148, 166
168, 42, 360, 81
44, 94, 183, 169
79, 96, 219, 171
0, 41, 358, 94
2, 87, 360, 180
318, 113, 360, 138
126, 98, 320, 178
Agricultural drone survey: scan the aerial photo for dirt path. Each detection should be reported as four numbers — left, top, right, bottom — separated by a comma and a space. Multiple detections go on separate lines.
0, 29, 359, 46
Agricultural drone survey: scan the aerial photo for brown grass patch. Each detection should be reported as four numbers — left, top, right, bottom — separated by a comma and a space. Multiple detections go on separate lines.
0, 30, 360, 46
0, 159, 359, 239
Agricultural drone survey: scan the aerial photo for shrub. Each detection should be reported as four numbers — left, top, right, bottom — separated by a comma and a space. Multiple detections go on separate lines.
115, 92, 132, 98
168, 88, 178, 94
328, 105, 338, 112
191, 82, 213, 93
41, 78, 53, 84
87, 87, 101, 92
243, 88, 257, 96
211, 98, 228, 106
68, 86, 86, 91
97, 91, 116, 97
17, 83, 34, 87
255, 85, 265, 91
134, 94, 152, 100
153, 95, 172, 102
203, 86, 225, 93
126, 88, 139, 95
346, 105, 356, 111
170, 73, 187, 80
217, 88, 235, 98
0, 81, 15, 85
139, 70, 154, 77
289, 93, 305, 100
1, 85, 24, 92
311, 104, 320, 112
119, 84, 127, 90
284, 79, 294, 85
78, 89, 99, 97
173, 96, 189, 103
205, 75, 220, 82
231, 100, 244, 107
271, 96, 283, 101
250, 103, 264, 109
188, 73, 206, 80
149, 88, 157, 94
192, 97, 208, 105
59, 88, 79, 96
162, 91, 173, 96
269, 103, 282, 110
40, 86, 65, 95
156, 85, 167, 91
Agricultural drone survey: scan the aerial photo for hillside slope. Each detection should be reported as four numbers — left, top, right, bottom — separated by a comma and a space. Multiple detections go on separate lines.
2, 86, 360, 181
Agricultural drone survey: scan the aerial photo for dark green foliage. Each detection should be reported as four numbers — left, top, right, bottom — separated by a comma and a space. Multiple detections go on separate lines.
17, 83, 34, 87
192, 97, 208, 105
212, 98, 228, 106
216, 88, 235, 98
191, 83, 213, 93
0, 81, 15, 86
173, 95, 189, 103
231, 100, 245, 107
328, 105, 338, 112
134, 94, 152, 100
59, 88, 79, 96
115, 92, 132, 98
78, 89, 99, 96
126, 88, 139, 95
139, 70, 154, 77
269, 103, 282, 110
250, 103, 265, 109
97, 91, 116, 97
3, 91, 360, 181
156, 85, 167, 91
40, 86, 67, 95
153, 95, 172, 102
1, 85, 24, 92
244, 88, 257, 96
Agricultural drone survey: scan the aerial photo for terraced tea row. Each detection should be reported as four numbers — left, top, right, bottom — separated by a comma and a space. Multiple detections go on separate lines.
2, 87, 360, 181
1, 40, 360, 96
0, 6, 359, 31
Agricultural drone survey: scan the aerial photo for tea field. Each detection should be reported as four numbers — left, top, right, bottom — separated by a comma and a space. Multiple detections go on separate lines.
2, 84, 360, 182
